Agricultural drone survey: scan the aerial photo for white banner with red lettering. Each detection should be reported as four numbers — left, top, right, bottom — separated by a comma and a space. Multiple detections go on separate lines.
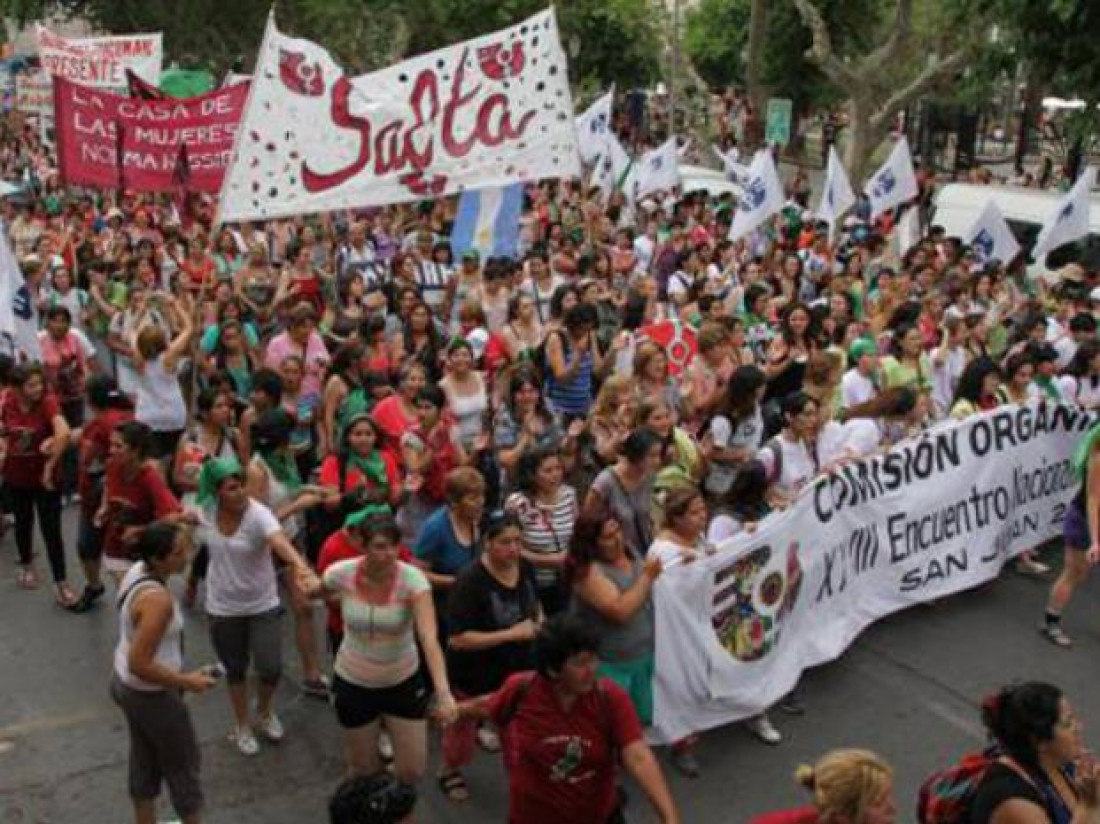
35, 26, 162, 90
218, 8, 580, 222
652, 403, 1096, 743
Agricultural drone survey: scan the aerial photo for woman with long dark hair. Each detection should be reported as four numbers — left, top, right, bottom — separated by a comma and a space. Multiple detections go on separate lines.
505, 446, 578, 615
949, 357, 1002, 420
706, 365, 767, 501
764, 303, 818, 403
319, 342, 365, 459
970, 682, 1098, 824
2, 363, 74, 604
567, 513, 660, 726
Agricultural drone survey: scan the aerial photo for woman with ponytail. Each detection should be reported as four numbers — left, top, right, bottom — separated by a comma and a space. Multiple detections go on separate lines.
749, 748, 896, 824
111, 521, 215, 824
971, 682, 1099, 824
1041, 422, 1100, 647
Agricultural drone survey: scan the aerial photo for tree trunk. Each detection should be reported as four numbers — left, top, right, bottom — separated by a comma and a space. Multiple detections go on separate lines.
744, 0, 768, 149
1015, 64, 1043, 174
844, 94, 880, 183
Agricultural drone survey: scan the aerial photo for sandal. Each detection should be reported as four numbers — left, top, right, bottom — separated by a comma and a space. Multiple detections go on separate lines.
438, 770, 469, 802
17, 567, 39, 590
55, 582, 79, 609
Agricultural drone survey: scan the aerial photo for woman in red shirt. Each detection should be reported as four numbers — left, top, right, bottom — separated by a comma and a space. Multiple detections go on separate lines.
462, 615, 680, 824
320, 413, 403, 513
71, 375, 133, 612
372, 362, 428, 458
96, 420, 184, 585
1, 364, 74, 605
749, 749, 897, 824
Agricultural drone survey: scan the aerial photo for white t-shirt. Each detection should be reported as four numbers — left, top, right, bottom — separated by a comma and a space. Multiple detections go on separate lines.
841, 369, 876, 410
705, 408, 763, 494
200, 500, 283, 617
930, 346, 967, 416
761, 434, 819, 495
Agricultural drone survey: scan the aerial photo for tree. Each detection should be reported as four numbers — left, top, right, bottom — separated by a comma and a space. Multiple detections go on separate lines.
684, 0, 878, 123
987, 0, 1100, 177
4, 0, 664, 93
791, 0, 988, 180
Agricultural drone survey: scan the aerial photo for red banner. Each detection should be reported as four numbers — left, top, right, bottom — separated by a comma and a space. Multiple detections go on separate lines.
53, 76, 247, 193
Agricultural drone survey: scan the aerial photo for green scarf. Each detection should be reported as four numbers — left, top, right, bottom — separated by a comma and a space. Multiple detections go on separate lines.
347, 450, 389, 493
196, 456, 244, 507
263, 450, 302, 493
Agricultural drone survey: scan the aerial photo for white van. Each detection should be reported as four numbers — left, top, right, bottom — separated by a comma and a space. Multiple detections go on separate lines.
931, 182, 1100, 278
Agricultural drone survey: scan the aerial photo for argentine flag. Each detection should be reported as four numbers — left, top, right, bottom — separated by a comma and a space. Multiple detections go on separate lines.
451, 183, 525, 260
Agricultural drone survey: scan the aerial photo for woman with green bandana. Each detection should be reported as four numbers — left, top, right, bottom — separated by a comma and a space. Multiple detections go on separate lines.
319, 412, 403, 513
1042, 420, 1100, 647
196, 457, 319, 757
246, 408, 336, 699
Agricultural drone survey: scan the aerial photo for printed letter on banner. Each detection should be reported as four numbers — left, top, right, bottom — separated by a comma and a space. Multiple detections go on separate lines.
53, 77, 248, 193
218, 8, 580, 222
36, 25, 163, 90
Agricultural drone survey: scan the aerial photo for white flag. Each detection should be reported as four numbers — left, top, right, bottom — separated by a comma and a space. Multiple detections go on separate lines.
712, 144, 749, 184
1032, 167, 1094, 261
818, 145, 855, 228
591, 133, 632, 198
219, 9, 580, 222
864, 136, 918, 220
729, 149, 785, 242
631, 138, 680, 202
966, 200, 1021, 264
575, 88, 615, 165
892, 205, 922, 261
0, 221, 22, 342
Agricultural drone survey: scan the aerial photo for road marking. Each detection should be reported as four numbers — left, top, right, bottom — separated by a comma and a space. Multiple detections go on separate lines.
0, 707, 107, 739
0, 740, 14, 755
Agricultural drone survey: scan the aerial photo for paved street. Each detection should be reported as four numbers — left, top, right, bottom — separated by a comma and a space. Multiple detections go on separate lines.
1, 518, 1097, 824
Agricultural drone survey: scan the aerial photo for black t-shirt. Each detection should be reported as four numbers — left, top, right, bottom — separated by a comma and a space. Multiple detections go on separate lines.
446, 561, 540, 696
970, 763, 1047, 824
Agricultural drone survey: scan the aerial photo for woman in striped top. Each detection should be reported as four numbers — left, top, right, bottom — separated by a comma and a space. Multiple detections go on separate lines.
310, 510, 457, 784
504, 446, 578, 615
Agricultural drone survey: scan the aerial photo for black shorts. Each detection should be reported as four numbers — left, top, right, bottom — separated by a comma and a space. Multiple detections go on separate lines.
332, 671, 430, 729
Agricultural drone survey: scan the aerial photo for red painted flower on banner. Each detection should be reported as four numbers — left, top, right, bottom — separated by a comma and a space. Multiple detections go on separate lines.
477, 42, 525, 80
279, 50, 324, 97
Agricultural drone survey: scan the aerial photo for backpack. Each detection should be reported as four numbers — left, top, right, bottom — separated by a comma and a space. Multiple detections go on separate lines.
916, 747, 1000, 824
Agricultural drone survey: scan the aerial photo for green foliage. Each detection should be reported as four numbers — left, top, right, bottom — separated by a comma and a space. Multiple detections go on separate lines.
684, 0, 879, 113
1, 0, 664, 90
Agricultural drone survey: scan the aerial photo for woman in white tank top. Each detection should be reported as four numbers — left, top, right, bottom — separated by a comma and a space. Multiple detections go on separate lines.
111, 521, 216, 824
132, 294, 194, 462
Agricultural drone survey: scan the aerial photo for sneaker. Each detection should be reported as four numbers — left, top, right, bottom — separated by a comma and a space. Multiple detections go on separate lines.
670, 747, 701, 778
1039, 621, 1073, 648
233, 727, 260, 756
302, 676, 331, 700
746, 713, 783, 746
378, 730, 394, 762
476, 725, 501, 753
1016, 556, 1051, 577
778, 692, 806, 715
257, 712, 284, 742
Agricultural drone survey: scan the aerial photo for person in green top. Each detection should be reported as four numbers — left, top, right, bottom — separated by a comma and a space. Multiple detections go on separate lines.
879, 323, 932, 394
1032, 344, 1064, 401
